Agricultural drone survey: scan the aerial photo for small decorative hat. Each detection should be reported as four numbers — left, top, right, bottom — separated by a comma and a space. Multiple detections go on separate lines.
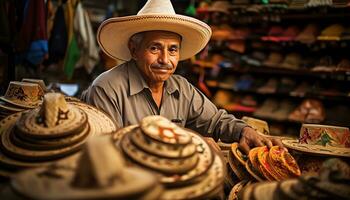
282, 124, 350, 157
0, 81, 44, 109
267, 146, 301, 180
245, 146, 301, 182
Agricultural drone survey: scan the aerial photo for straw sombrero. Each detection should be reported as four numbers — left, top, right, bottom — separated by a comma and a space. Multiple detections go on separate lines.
282, 124, 350, 157
113, 115, 225, 199
97, 0, 212, 61
228, 180, 251, 200
0, 93, 117, 175
10, 137, 163, 200
118, 126, 215, 186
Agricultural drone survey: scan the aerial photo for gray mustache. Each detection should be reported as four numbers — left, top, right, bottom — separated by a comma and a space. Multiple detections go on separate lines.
151, 63, 173, 70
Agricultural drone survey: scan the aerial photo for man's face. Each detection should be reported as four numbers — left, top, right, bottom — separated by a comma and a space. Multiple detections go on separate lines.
130, 31, 181, 83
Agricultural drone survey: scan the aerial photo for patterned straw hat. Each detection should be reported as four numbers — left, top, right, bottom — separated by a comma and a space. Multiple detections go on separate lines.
245, 146, 301, 182
282, 124, 350, 157
257, 146, 301, 181
97, 0, 211, 61
238, 158, 350, 200
114, 115, 225, 200
267, 146, 301, 180
245, 147, 265, 182
10, 136, 163, 200
0, 81, 44, 109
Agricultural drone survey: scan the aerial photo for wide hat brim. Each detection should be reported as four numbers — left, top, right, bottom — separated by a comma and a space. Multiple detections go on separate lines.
282, 139, 350, 157
0, 97, 40, 109
11, 165, 161, 200
97, 14, 212, 61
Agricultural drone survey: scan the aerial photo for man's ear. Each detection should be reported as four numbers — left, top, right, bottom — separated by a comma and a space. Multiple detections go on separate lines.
128, 41, 137, 60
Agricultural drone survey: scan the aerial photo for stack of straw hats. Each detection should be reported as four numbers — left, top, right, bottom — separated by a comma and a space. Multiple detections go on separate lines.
0, 93, 117, 176
238, 158, 350, 200
114, 115, 226, 200
1, 136, 163, 200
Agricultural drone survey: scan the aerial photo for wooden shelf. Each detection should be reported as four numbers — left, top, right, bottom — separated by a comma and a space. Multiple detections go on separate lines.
218, 65, 350, 82
207, 83, 350, 102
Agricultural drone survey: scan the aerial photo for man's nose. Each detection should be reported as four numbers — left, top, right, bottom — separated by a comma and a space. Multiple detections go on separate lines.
158, 50, 169, 64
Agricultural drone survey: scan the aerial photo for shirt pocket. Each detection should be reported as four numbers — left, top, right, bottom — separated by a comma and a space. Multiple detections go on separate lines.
171, 118, 185, 127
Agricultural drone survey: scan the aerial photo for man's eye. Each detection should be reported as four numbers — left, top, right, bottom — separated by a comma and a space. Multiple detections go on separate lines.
150, 46, 159, 52
169, 47, 178, 54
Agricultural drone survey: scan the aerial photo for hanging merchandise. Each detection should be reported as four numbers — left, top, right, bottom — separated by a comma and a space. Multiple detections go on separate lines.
185, 0, 196, 17
48, 3, 68, 63
63, 0, 80, 79
16, 0, 48, 65
74, 1, 99, 75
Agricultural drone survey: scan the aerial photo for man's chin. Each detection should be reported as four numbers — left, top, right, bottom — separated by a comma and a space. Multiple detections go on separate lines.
152, 75, 171, 82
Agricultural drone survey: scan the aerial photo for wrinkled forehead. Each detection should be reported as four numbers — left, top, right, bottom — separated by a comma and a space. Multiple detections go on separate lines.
132, 30, 182, 44
144, 30, 182, 40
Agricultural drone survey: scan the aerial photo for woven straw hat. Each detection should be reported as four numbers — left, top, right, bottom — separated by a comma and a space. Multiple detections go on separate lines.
97, 0, 212, 61
11, 136, 163, 200
0, 93, 117, 175
0, 81, 44, 109
282, 124, 350, 157
113, 116, 225, 200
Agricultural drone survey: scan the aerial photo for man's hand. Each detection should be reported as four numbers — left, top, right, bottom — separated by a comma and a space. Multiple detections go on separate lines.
238, 126, 285, 155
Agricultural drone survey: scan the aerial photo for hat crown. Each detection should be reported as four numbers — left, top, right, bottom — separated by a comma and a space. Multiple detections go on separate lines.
72, 136, 125, 188
22, 78, 47, 92
141, 115, 192, 145
137, 0, 175, 15
38, 93, 70, 128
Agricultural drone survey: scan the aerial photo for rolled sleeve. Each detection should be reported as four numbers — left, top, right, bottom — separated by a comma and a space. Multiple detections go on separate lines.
185, 86, 248, 143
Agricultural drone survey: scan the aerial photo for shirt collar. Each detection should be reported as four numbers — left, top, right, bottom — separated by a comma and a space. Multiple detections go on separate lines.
128, 60, 180, 96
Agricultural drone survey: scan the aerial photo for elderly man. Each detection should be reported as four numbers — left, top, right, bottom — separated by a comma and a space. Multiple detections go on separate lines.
82, 0, 283, 154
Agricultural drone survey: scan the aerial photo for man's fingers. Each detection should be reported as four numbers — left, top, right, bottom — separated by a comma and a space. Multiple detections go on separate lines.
271, 138, 288, 152
239, 140, 251, 155
254, 137, 265, 147
264, 138, 273, 149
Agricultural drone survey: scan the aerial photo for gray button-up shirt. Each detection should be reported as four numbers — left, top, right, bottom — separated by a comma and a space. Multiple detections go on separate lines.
82, 60, 247, 142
